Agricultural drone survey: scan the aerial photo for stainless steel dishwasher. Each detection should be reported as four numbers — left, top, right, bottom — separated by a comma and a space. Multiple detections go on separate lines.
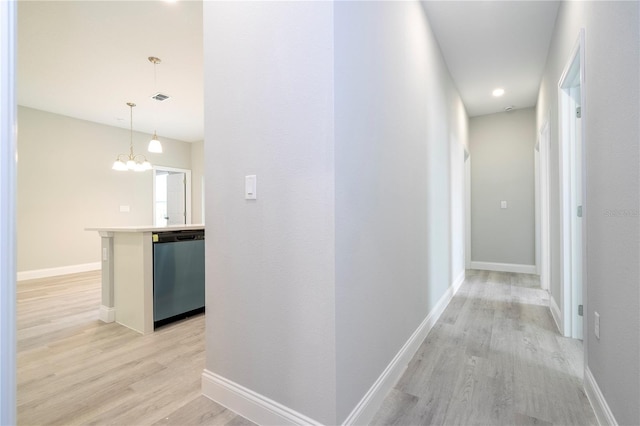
152, 229, 205, 328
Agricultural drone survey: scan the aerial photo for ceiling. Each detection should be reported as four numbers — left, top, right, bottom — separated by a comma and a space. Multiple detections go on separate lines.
18, 0, 204, 142
422, 0, 560, 117
17, 1, 560, 143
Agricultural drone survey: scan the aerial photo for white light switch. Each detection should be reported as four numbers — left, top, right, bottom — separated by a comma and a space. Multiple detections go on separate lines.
500, 201, 508, 209
245, 175, 257, 200
119, 205, 130, 213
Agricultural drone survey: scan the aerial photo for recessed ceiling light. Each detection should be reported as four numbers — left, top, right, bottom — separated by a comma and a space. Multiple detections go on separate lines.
492, 88, 505, 97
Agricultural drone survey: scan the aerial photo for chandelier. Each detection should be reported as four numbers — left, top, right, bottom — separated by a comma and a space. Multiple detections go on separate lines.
112, 102, 152, 172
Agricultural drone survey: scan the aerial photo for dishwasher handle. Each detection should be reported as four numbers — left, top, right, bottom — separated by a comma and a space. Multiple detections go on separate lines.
154, 230, 205, 243
176, 234, 196, 241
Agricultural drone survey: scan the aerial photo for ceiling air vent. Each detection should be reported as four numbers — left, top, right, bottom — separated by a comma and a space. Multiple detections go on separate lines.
151, 92, 170, 102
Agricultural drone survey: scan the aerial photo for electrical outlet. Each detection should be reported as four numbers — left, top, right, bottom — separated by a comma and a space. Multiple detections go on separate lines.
594, 311, 600, 339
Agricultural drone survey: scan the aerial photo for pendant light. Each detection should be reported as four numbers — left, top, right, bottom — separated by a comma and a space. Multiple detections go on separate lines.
148, 56, 163, 153
112, 102, 152, 172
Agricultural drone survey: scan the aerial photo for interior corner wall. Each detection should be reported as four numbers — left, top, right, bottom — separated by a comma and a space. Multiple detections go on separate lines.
190, 140, 204, 224
469, 108, 536, 267
202, 1, 337, 424
17, 106, 192, 273
536, 2, 639, 424
334, 1, 467, 421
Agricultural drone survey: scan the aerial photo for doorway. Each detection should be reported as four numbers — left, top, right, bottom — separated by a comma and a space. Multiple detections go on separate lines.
153, 166, 192, 226
558, 29, 586, 340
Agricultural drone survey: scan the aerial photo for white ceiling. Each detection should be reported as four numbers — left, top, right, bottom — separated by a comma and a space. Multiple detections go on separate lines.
17, 1, 560, 144
422, 0, 560, 117
18, 0, 204, 142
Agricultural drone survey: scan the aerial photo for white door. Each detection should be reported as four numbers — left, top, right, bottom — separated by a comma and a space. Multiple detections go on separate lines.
166, 172, 186, 225
153, 166, 192, 227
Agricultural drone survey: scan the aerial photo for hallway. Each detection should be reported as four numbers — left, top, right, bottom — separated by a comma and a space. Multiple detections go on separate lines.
17, 270, 596, 425
372, 270, 596, 425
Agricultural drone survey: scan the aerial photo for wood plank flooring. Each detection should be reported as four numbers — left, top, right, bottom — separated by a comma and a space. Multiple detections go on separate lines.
18, 270, 596, 425
17, 271, 254, 426
372, 270, 597, 426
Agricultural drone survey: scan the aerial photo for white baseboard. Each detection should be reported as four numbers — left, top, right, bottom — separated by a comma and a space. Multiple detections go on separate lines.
452, 269, 465, 294
584, 366, 618, 426
202, 272, 466, 426
202, 370, 322, 426
17, 262, 101, 281
99, 305, 115, 323
342, 269, 465, 425
549, 294, 563, 335
470, 261, 537, 274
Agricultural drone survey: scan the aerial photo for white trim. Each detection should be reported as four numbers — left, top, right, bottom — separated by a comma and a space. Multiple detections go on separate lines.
469, 261, 536, 274
558, 28, 587, 340
451, 269, 465, 294
584, 367, 618, 426
534, 145, 540, 274
0, 1, 17, 424
549, 294, 563, 335
342, 270, 465, 425
99, 305, 116, 323
17, 262, 101, 281
538, 117, 551, 291
464, 152, 471, 269
203, 272, 466, 426
202, 370, 323, 426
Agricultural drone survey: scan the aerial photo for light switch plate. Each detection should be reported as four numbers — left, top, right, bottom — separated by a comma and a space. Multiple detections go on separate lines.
119, 205, 130, 213
500, 201, 508, 209
245, 175, 257, 200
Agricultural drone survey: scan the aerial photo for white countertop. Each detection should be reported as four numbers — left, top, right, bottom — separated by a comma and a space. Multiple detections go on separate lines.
86, 224, 205, 233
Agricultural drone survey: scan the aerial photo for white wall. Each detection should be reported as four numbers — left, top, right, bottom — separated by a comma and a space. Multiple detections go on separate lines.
537, 2, 639, 424
334, 1, 467, 421
17, 106, 193, 273
203, 2, 337, 423
190, 140, 204, 224
202, 1, 467, 424
469, 108, 536, 267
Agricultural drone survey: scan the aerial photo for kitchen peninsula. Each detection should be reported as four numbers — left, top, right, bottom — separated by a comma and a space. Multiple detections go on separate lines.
87, 225, 205, 334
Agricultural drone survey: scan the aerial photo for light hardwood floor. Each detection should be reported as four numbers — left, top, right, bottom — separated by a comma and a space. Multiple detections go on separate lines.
17, 271, 254, 426
372, 270, 597, 426
18, 270, 596, 425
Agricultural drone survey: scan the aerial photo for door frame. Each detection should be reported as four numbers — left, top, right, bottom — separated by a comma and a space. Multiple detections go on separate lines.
153, 166, 192, 226
558, 29, 587, 341
536, 116, 551, 292
0, 1, 17, 424
464, 149, 471, 270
